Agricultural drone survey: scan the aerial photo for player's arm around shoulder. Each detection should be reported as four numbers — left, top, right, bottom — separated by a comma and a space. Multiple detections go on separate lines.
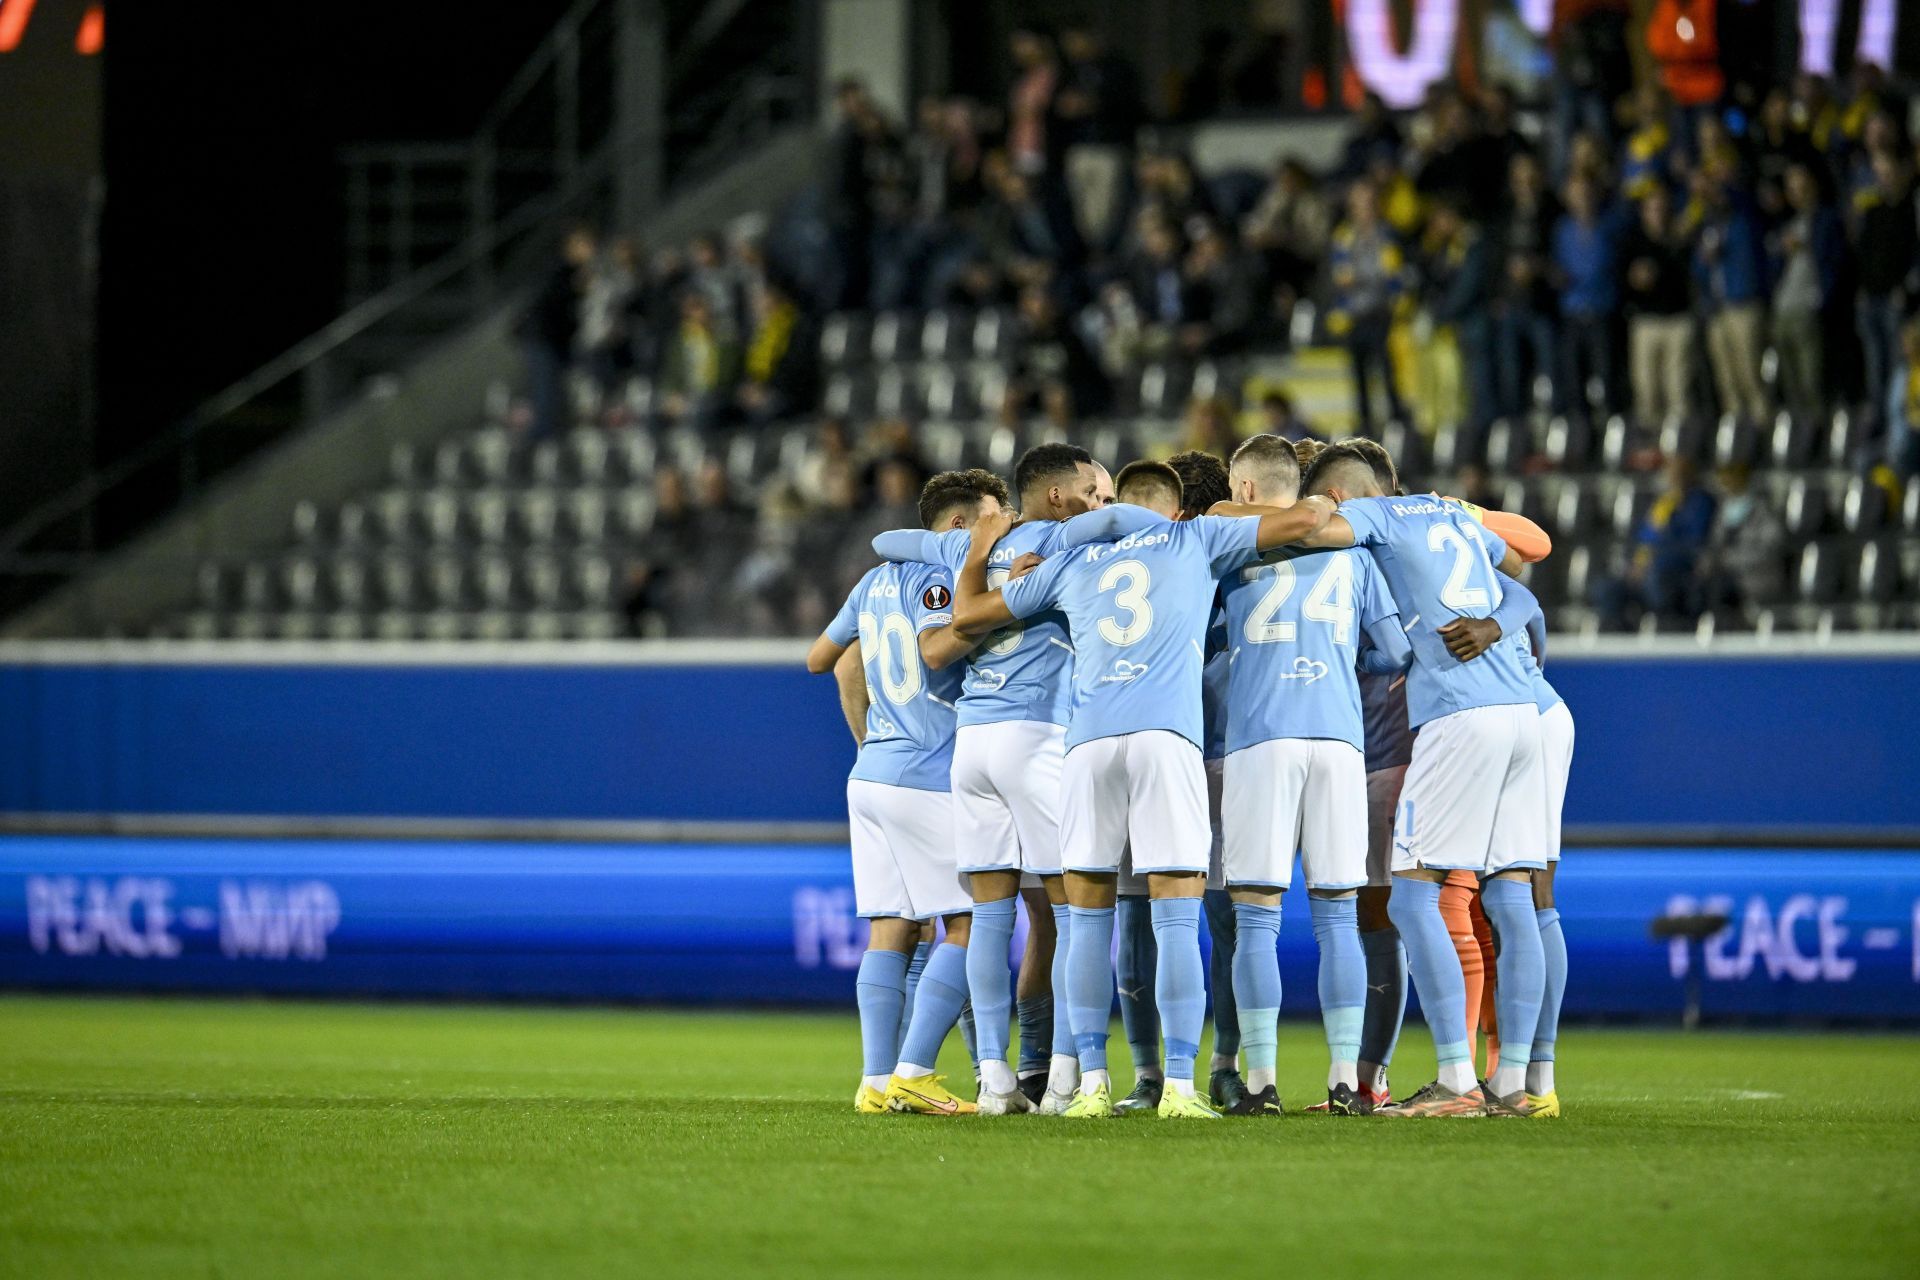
951, 509, 1022, 635
1205, 496, 1347, 550
805, 632, 847, 674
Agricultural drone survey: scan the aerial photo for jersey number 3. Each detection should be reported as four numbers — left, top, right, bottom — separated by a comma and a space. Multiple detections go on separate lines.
1097, 559, 1152, 646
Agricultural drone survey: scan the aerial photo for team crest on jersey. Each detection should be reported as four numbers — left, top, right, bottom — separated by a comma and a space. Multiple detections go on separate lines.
922, 584, 952, 610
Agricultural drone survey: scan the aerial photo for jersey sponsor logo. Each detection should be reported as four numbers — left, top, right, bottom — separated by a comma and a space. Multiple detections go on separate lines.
869, 582, 901, 598
1277, 656, 1331, 684
1095, 659, 1151, 685
921, 584, 952, 610
966, 666, 1011, 692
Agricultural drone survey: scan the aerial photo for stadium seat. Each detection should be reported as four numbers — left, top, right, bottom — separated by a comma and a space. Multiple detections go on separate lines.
868, 312, 909, 363
818, 313, 866, 367
371, 611, 413, 641
1824, 408, 1870, 469
520, 552, 565, 609
1137, 364, 1190, 417
1711, 415, 1760, 468
471, 611, 516, 642
966, 363, 1008, 417
426, 555, 471, 609
239, 563, 278, 611
1598, 416, 1631, 471
1899, 541, 1920, 595
1561, 544, 1594, 602
1484, 419, 1530, 472
515, 489, 561, 544
194, 562, 233, 610
1541, 415, 1591, 471
570, 552, 618, 609
821, 370, 875, 419
1658, 416, 1708, 464
566, 430, 611, 485
1377, 420, 1427, 477
475, 552, 517, 609
1856, 540, 1900, 602
375, 555, 419, 610
334, 500, 371, 548
182, 612, 220, 641
1782, 477, 1830, 539
1841, 476, 1889, 536
971, 310, 1013, 360
521, 611, 566, 642
527, 440, 563, 485
873, 367, 921, 419
919, 365, 972, 421
1087, 424, 1134, 470
563, 490, 610, 542
432, 439, 469, 487
613, 428, 656, 480
289, 500, 327, 546
420, 611, 463, 642
1795, 541, 1846, 604
983, 423, 1022, 472
468, 429, 515, 485
1605, 480, 1651, 538
387, 441, 423, 486
1429, 423, 1469, 475
466, 490, 512, 544
1767, 412, 1818, 470
327, 557, 370, 611
918, 309, 970, 361
658, 426, 708, 478
372, 489, 415, 544
919, 423, 966, 472
421, 490, 462, 544
323, 611, 366, 642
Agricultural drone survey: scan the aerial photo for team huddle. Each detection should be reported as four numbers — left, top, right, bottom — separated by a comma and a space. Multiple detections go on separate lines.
805, 434, 1574, 1120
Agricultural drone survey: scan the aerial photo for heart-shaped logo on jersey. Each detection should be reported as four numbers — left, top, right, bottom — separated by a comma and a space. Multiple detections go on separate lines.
1280, 657, 1329, 684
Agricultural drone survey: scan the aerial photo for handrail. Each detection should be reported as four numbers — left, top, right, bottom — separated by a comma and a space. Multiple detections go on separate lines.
0, 143, 618, 559
472, 0, 606, 142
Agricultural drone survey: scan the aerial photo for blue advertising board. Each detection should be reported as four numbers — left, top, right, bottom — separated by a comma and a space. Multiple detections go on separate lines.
4, 836, 1916, 1021
0, 644, 1917, 836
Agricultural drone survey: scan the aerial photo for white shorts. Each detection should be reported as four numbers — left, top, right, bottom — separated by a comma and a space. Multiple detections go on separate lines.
847, 779, 971, 920
1224, 738, 1369, 891
951, 720, 1066, 876
1365, 765, 1409, 888
1391, 703, 1547, 875
1540, 701, 1576, 863
1060, 730, 1210, 877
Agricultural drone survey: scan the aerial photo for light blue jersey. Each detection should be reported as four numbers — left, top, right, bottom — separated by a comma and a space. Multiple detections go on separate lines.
872, 506, 1161, 729
1337, 495, 1536, 729
1201, 608, 1231, 762
826, 561, 962, 791
1001, 515, 1262, 751
1519, 611, 1563, 713
1360, 671, 1414, 772
1217, 547, 1410, 755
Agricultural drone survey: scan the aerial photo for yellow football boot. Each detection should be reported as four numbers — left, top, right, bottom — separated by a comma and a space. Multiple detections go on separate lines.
854, 1084, 889, 1114
884, 1073, 977, 1115
1526, 1091, 1561, 1119
1157, 1088, 1223, 1120
1062, 1081, 1114, 1119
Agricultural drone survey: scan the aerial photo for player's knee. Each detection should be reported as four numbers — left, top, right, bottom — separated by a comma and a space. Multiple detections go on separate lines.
1229, 885, 1284, 907
868, 917, 919, 953
940, 913, 972, 946
1307, 887, 1357, 900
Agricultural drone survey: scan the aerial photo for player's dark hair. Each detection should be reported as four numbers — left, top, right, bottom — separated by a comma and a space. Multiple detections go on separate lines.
1341, 437, 1402, 495
1113, 459, 1182, 510
1165, 450, 1230, 518
1228, 434, 1302, 501
1014, 443, 1094, 503
1293, 438, 1327, 470
1301, 441, 1381, 499
918, 468, 1009, 530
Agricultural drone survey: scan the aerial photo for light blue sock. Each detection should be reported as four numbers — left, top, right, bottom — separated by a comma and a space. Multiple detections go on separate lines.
1016, 995, 1052, 1076
965, 897, 1018, 1067
1482, 878, 1544, 1093
1204, 889, 1241, 1062
1534, 907, 1567, 1068
1387, 878, 1472, 1084
855, 949, 909, 1079
1309, 895, 1366, 1081
897, 942, 969, 1072
1114, 895, 1161, 1074
958, 999, 979, 1067
1048, 904, 1075, 1058
1065, 905, 1116, 1072
1150, 897, 1207, 1084
1230, 901, 1283, 1084
897, 940, 932, 1056
1359, 926, 1408, 1072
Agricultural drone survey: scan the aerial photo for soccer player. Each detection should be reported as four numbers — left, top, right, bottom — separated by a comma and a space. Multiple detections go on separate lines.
867, 445, 1162, 1114
1277, 443, 1548, 1117
806, 468, 1011, 1116
1110, 449, 1250, 1115
1437, 595, 1574, 1119
1213, 435, 1412, 1116
951, 461, 1334, 1118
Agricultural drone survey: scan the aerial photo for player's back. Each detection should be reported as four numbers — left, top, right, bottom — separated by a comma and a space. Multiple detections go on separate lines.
1217, 546, 1393, 754
1010, 515, 1257, 751
922, 521, 1075, 727
842, 561, 962, 790
1337, 495, 1535, 728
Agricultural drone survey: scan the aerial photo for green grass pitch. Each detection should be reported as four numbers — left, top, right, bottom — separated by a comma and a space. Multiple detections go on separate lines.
3, 996, 1917, 1278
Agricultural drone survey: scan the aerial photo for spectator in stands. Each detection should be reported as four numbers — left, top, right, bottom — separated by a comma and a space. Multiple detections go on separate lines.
823, 78, 876, 310
1249, 389, 1317, 443
1622, 184, 1696, 425
1179, 395, 1240, 458
1334, 92, 1402, 182
838, 456, 923, 588
1414, 88, 1508, 222
1552, 172, 1622, 417
1595, 456, 1717, 630
1423, 195, 1500, 437
1057, 25, 1142, 252
1127, 214, 1197, 356
624, 465, 696, 637
1494, 152, 1561, 419
855, 418, 929, 502
1450, 461, 1500, 510
1853, 150, 1919, 420
657, 292, 739, 431
580, 236, 639, 403
735, 278, 816, 425
794, 418, 856, 510
1693, 165, 1772, 423
1645, 0, 1723, 150
1012, 284, 1105, 415
518, 224, 595, 444
1550, 0, 1631, 170
1752, 88, 1822, 203
1242, 158, 1331, 329
1007, 24, 1063, 179
1182, 218, 1260, 355
1698, 464, 1786, 619
1328, 179, 1408, 431
1768, 163, 1845, 419
1617, 83, 1675, 200
1886, 318, 1920, 478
